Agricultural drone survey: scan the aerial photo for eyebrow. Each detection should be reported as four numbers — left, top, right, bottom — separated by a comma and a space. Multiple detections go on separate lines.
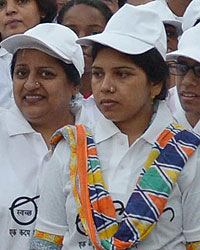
92, 66, 137, 70
64, 24, 104, 28
15, 64, 55, 69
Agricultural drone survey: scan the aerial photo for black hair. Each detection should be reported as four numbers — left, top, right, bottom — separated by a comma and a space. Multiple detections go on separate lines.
36, 0, 57, 23
11, 51, 81, 87
57, 0, 112, 24
92, 44, 169, 100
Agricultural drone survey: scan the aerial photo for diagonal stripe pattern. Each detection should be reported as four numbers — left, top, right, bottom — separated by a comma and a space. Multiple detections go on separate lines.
50, 123, 200, 250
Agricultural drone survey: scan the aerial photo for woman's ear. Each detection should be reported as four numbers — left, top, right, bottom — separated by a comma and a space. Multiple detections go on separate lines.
72, 85, 80, 97
150, 82, 163, 104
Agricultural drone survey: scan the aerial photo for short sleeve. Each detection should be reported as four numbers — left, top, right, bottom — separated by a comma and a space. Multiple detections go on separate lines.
35, 140, 71, 236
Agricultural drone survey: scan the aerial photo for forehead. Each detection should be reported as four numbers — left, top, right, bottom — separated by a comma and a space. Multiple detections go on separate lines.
177, 56, 200, 64
63, 4, 106, 23
15, 49, 59, 66
93, 47, 138, 68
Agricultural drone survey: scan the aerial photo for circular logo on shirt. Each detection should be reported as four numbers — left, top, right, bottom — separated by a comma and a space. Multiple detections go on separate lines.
9, 195, 39, 225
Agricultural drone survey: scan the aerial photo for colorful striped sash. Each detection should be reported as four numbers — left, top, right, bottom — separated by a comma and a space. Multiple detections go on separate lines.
51, 123, 200, 250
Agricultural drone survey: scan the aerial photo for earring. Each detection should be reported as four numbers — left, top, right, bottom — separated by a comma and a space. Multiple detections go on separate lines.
151, 94, 155, 105
110, 86, 115, 93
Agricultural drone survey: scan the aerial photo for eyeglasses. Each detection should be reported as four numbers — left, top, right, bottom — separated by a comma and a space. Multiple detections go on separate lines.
168, 62, 200, 77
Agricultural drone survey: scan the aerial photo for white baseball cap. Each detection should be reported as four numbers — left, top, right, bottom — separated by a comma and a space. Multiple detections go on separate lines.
166, 23, 200, 63
142, 1, 182, 36
182, 0, 200, 32
77, 3, 167, 60
1, 23, 84, 77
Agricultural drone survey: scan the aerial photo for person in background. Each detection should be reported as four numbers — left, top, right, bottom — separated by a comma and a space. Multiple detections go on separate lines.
31, 4, 200, 250
0, 0, 57, 108
167, 23, 200, 133
100, 0, 119, 13
0, 23, 86, 249
156, 0, 192, 21
56, 0, 68, 13
57, 0, 112, 98
142, 1, 182, 54
182, 0, 200, 32
126, 0, 153, 5
142, 0, 183, 114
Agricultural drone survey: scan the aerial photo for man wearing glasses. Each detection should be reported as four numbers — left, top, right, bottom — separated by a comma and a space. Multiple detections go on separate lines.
167, 23, 200, 133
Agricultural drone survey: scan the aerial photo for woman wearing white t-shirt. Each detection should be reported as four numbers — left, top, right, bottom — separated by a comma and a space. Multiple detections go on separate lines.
0, 23, 88, 250
31, 4, 200, 250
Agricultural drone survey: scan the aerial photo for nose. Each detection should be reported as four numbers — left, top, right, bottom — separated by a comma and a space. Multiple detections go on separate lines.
24, 78, 40, 91
100, 73, 114, 93
6, 0, 18, 15
181, 69, 198, 87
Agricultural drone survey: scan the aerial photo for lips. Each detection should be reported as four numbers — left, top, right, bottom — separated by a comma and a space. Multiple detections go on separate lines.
23, 94, 44, 103
180, 91, 198, 98
100, 99, 118, 108
182, 93, 197, 97
6, 19, 21, 26
179, 91, 200, 104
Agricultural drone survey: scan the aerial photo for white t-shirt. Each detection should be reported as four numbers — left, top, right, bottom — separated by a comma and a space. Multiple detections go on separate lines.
0, 48, 14, 108
0, 105, 48, 250
35, 101, 200, 250
0, 102, 90, 250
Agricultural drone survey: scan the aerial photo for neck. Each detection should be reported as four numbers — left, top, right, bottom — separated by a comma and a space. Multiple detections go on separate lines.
186, 112, 200, 128
80, 72, 92, 97
114, 107, 153, 146
167, 0, 191, 17
31, 112, 75, 148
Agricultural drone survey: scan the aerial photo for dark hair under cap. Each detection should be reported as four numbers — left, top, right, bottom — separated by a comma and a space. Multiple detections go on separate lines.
36, 0, 57, 23
57, 0, 112, 24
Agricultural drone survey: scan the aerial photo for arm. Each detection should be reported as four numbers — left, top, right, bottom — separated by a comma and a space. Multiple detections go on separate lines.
179, 150, 200, 246
30, 232, 63, 250
30, 140, 71, 249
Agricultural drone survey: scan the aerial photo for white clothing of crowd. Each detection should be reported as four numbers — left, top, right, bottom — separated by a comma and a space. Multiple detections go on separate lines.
0, 0, 199, 250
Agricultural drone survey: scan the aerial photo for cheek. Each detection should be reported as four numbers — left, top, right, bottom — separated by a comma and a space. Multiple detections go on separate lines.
13, 83, 21, 98
23, 8, 41, 28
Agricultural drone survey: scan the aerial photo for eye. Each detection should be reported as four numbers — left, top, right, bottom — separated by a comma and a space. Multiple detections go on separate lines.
92, 70, 103, 79
17, 0, 28, 4
177, 64, 188, 73
0, 0, 6, 9
116, 71, 130, 78
14, 68, 28, 78
90, 31, 101, 35
40, 70, 55, 78
194, 65, 200, 77
166, 30, 178, 38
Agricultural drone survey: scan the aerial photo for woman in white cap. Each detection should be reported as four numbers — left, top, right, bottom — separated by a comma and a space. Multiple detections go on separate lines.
167, 23, 200, 133
0, 0, 57, 109
0, 23, 87, 249
31, 4, 200, 250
